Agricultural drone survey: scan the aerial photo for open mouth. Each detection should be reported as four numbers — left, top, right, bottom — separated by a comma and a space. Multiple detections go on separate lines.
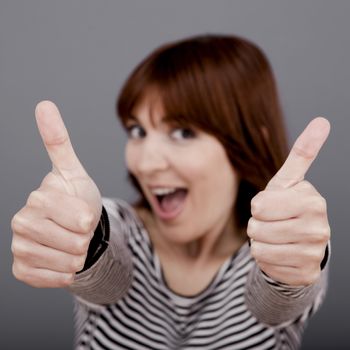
151, 187, 188, 219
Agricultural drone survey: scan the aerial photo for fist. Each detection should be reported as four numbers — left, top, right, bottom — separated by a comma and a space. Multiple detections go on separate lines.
11, 101, 102, 288
248, 117, 331, 286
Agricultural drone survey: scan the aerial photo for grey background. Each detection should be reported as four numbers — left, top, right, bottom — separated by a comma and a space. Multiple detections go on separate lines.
1, 0, 349, 349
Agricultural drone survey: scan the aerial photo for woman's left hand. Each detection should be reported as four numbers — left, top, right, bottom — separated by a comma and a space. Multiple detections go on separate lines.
247, 117, 331, 286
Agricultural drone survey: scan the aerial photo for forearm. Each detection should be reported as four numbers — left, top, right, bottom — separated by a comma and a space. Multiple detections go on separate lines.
245, 260, 329, 326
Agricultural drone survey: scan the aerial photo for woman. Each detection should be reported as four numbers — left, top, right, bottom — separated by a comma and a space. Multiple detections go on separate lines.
11, 34, 330, 349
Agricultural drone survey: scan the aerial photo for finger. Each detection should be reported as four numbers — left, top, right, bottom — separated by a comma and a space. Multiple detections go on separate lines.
25, 190, 96, 233
250, 241, 315, 267
13, 261, 74, 288
14, 216, 91, 255
267, 117, 330, 189
13, 235, 86, 273
247, 217, 299, 244
257, 263, 317, 286
247, 217, 330, 244
35, 100, 87, 180
251, 186, 322, 221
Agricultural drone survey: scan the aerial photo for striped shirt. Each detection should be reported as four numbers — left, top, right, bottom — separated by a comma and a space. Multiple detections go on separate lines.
69, 198, 328, 350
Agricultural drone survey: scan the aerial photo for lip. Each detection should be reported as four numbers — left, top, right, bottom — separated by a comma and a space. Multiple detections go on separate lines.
148, 184, 183, 189
147, 186, 188, 221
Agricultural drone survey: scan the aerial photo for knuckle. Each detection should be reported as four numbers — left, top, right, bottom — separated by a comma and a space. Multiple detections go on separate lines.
310, 196, 327, 215
79, 209, 95, 233
11, 213, 20, 231
250, 192, 264, 217
27, 190, 46, 208
300, 268, 320, 286
12, 262, 21, 280
71, 255, 86, 272
11, 239, 17, 256
318, 225, 331, 242
317, 196, 327, 213
247, 218, 263, 240
320, 196, 328, 212
246, 217, 256, 238
11, 238, 27, 258
305, 247, 322, 263
307, 223, 331, 243
58, 274, 75, 288
12, 261, 28, 282
11, 212, 27, 234
73, 237, 90, 255
324, 225, 331, 240
316, 247, 327, 263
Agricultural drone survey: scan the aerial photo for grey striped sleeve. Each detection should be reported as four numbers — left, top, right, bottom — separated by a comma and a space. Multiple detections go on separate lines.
245, 261, 329, 326
67, 198, 133, 306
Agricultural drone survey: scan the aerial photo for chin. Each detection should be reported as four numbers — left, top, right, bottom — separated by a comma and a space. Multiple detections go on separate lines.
160, 222, 203, 243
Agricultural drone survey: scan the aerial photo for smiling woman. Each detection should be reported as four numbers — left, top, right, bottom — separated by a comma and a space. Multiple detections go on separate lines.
11, 34, 330, 350
118, 35, 289, 230
124, 95, 241, 254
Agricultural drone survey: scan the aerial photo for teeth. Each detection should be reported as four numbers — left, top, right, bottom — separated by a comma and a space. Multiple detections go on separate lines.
151, 188, 177, 196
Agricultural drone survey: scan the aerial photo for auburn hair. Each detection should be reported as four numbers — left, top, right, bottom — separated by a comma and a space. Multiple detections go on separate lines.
117, 34, 289, 228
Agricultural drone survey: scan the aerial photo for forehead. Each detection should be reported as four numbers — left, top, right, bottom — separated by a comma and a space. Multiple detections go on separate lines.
130, 92, 184, 128
123, 86, 202, 129
132, 94, 163, 124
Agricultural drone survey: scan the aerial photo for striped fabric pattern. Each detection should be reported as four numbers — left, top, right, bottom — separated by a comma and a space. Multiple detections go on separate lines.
72, 199, 327, 350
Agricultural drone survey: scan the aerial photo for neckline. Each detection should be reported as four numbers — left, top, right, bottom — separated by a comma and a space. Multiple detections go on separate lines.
155, 252, 231, 301
128, 203, 249, 302
154, 241, 249, 303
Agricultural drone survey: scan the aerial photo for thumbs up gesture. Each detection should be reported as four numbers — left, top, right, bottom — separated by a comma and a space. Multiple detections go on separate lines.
248, 117, 331, 286
11, 101, 102, 288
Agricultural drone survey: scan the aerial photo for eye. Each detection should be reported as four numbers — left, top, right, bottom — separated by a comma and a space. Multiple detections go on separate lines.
126, 125, 146, 139
171, 127, 196, 140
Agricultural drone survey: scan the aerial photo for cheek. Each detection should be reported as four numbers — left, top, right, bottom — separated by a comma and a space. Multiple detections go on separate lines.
173, 152, 207, 183
216, 158, 239, 202
191, 151, 238, 205
125, 144, 137, 174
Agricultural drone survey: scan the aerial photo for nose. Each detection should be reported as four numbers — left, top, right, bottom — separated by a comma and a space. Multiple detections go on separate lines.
136, 136, 169, 175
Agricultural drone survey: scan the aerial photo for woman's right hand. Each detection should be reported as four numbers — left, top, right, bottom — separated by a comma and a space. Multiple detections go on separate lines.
11, 101, 102, 288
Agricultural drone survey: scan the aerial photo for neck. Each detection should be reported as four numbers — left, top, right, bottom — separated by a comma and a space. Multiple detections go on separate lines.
137, 207, 246, 264
176, 222, 235, 261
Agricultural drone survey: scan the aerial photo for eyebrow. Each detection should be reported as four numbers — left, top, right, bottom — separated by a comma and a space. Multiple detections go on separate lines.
125, 115, 137, 123
123, 115, 142, 127
125, 114, 173, 127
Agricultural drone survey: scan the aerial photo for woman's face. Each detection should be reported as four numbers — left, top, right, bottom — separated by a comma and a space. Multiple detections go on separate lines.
125, 97, 240, 244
